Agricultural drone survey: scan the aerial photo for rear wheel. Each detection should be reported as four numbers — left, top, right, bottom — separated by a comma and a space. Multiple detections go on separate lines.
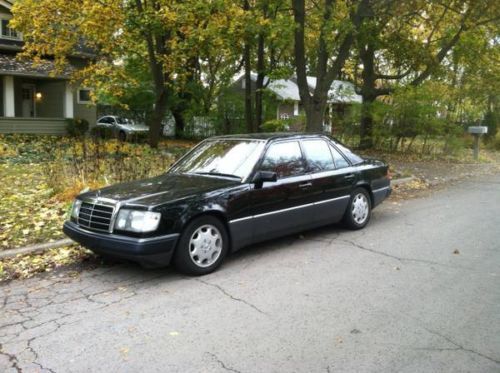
343, 188, 371, 230
173, 216, 228, 276
118, 131, 127, 141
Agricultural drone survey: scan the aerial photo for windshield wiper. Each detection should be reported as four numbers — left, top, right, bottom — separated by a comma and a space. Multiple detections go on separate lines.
190, 172, 242, 180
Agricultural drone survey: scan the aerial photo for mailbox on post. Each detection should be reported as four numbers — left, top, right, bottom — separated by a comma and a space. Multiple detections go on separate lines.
468, 126, 488, 160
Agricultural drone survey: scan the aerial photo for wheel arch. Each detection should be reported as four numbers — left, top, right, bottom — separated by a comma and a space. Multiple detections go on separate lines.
354, 182, 374, 207
179, 210, 233, 252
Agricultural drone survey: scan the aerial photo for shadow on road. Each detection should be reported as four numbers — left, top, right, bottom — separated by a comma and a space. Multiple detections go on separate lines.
47, 209, 397, 284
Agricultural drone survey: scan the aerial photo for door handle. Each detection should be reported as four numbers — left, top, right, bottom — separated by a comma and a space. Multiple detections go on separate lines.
299, 182, 312, 188
344, 173, 356, 181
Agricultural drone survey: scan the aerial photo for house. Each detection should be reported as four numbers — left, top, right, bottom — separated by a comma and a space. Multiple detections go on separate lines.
0, 0, 96, 134
229, 73, 361, 128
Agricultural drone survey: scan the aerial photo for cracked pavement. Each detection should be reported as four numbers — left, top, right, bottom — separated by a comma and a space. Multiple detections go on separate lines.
1, 174, 500, 372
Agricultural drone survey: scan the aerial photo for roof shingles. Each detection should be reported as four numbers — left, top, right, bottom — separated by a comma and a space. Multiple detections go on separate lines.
0, 53, 73, 78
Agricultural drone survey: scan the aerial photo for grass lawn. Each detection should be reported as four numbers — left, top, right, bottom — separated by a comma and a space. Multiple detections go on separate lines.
0, 135, 193, 251
0, 162, 68, 250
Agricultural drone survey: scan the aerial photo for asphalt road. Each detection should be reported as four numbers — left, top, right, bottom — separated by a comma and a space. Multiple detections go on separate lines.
1, 175, 499, 373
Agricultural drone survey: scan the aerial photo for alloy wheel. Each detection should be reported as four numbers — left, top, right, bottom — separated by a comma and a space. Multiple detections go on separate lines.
188, 224, 223, 268
351, 193, 369, 225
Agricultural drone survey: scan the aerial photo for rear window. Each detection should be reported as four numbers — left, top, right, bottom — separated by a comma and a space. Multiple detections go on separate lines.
333, 142, 364, 165
301, 140, 335, 171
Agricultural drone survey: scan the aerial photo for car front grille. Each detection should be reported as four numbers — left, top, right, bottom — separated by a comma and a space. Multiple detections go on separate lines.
77, 202, 115, 232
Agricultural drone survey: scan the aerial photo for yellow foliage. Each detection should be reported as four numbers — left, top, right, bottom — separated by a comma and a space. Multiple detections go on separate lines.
0, 136, 189, 252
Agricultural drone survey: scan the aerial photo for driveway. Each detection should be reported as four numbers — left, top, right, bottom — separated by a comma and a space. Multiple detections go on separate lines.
1, 175, 499, 373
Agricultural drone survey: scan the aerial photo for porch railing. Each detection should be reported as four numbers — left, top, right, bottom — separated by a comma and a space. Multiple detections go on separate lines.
0, 117, 67, 135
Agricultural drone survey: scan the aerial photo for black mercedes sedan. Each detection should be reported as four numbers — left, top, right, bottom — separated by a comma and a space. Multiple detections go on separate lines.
63, 133, 391, 275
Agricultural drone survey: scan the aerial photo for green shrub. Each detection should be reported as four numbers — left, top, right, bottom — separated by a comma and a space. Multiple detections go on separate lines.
444, 135, 467, 156
260, 119, 290, 132
491, 134, 500, 151
482, 111, 498, 143
66, 118, 89, 137
90, 126, 114, 139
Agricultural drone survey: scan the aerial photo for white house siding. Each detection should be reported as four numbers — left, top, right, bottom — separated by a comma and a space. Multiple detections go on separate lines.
0, 117, 67, 134
73, 91, 96, 126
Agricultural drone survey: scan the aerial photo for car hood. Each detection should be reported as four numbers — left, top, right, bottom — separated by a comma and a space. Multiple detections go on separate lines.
78, 173, 240, 206
119, 124, 149, 131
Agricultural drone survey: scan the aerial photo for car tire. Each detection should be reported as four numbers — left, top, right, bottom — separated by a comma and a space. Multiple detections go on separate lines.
173, 215, 229, 276
118, 131, 126, 142
343, 187, 371, 230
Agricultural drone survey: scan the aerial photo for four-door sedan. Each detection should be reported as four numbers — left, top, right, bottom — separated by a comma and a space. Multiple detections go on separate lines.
95, 116, 149, 141
63, 133, 391, 275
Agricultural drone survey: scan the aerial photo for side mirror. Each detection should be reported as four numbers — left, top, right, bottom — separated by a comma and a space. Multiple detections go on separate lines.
252, 171, 277, 186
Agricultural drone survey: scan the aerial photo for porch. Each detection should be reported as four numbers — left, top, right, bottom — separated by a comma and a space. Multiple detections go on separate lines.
0, 74, 74, 134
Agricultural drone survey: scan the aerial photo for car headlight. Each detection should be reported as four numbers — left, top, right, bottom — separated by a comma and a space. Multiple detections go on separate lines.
114, 209, 161, 233
70, 199, 82, 219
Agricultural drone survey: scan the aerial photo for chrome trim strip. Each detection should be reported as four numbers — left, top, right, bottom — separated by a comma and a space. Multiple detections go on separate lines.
229, 215, 254, 224
79, 197, 120, 233
372, 186, 390, 194
314, 195, 350, 205
253, 202, 313, 219
109, 201, 123, 233
134, 233, 180, 243
229, 195, 350, 224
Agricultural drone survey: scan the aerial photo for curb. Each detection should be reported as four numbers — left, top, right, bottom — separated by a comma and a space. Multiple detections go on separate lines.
391, 176, 416, 186
1, 176, 416, 261
0, 238, 75, 260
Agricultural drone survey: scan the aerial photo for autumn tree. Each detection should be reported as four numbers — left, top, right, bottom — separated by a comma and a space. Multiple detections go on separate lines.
292, 0, 365, 132
240, 0, 294, 132
254, 0, 295, 130
351, 0, 500, 148
11, 0, 242, 147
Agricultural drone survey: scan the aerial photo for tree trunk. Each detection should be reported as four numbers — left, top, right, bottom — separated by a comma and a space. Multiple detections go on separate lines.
255, 32, 266, 131
359, 95, 375, 149
292, 0, 358, 133
304, 99, 326, 132
223, 116, 231, 135
149, 89, 168, 148
243, 0, 254, 133
358, 33, 376, 149
171, 107, 186, 138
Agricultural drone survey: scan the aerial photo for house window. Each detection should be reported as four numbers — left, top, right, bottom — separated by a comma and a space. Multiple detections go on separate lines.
77, 88, 92, 104
0, 18, 21, 40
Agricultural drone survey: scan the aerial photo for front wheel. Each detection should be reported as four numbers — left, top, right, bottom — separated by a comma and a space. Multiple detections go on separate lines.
343, 188, 371, 230
173, 216, 228, 276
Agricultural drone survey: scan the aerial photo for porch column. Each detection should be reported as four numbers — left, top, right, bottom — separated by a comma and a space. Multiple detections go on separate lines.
3, 75, 15, 117
64, 81, 74, 118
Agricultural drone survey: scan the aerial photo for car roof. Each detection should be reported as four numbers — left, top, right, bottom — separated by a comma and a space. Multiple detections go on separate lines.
211, 132, 330, 142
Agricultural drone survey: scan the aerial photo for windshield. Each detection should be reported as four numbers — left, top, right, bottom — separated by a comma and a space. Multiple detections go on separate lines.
116, 117, 135, 125
170, 139, 265, 180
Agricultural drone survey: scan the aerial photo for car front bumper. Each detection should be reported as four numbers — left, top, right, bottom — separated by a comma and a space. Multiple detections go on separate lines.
63, 221, 179, 267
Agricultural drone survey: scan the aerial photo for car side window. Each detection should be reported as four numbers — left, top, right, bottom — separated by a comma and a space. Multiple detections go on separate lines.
329, 144, 350, 169
260, 141, 305, 179
301, 139, 335, 172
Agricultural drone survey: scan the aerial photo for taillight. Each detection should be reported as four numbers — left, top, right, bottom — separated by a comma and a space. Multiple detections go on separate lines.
387, 168, 392, 180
